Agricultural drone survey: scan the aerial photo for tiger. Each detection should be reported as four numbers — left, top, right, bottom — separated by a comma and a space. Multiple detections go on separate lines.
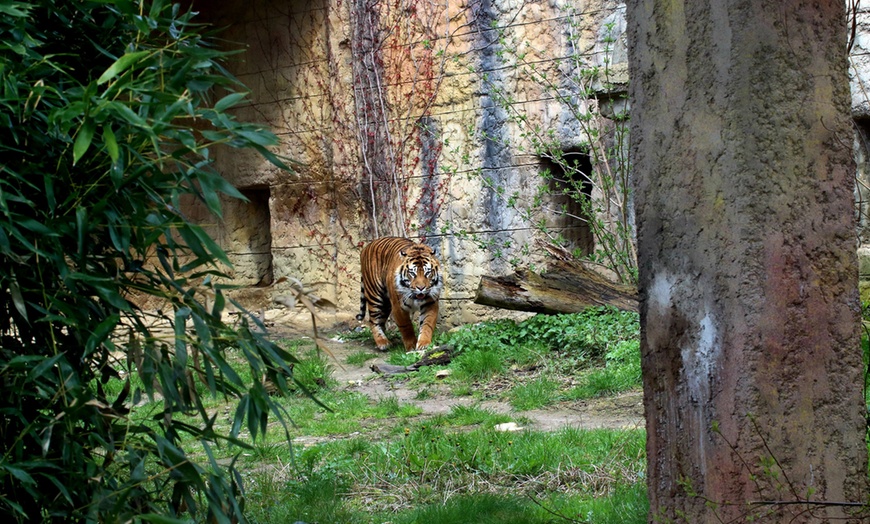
356, 237, 443, 351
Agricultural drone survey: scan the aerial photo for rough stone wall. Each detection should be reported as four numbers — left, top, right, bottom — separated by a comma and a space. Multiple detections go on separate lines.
190, 0, 630, 326
190, 0, 870, 325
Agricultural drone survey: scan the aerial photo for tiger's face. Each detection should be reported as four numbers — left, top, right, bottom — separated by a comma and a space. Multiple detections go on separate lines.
394, 245, 442, 312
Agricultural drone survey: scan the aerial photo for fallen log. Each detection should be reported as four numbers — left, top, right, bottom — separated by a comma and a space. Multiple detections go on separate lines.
369, 344, 458, 375
474, 259, 638, 314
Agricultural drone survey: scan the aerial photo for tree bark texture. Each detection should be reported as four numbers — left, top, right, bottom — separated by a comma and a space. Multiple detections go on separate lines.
627, 1, 867, 522
474, 260, 639, 313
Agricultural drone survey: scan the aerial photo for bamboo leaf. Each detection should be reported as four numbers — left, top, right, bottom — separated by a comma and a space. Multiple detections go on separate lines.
213, 92, 248, 112
0, 4, 30, 17
251, 143, 292, 171
236, 129, 276, 147
139, 514, 190, 524
9, 278, 28, 322
76, 206, 87, 263
73, 119, 95, 165
97, 50, 149, 85
103, 125, 119, 162
85, 314, 121, 355
3, 465, 35, 486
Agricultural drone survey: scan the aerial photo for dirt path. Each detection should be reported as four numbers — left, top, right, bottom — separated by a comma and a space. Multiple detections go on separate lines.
266, 307, 645, 434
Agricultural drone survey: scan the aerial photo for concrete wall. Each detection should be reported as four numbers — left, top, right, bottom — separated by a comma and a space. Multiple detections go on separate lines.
192, 0, 870, 322
192, 0, 631, 326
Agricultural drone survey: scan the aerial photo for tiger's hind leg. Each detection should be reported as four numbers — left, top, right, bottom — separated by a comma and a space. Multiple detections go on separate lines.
358, 283, 392, 350
370, 322, 392, 351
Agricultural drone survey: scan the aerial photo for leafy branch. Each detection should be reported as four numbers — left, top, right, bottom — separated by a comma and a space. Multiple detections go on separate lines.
0, 1, 305, 521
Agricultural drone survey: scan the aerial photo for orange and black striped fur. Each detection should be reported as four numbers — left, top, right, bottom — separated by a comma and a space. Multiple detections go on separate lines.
356, 237, 443, 351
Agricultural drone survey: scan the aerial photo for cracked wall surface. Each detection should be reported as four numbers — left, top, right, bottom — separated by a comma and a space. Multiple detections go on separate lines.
189, 0, 870, 327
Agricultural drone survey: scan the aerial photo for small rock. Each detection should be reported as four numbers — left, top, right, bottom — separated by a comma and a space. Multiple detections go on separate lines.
494, 422, 524, 432
435, 369, 452, 379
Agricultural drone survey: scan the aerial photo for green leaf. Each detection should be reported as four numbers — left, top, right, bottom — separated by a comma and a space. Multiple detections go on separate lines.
85, 314, 120, 355
103, 125, 119, 162
76, 207, 87, 263
191, 224, 230, 267
0, 4, 30, 17
251, 143, 291, 171
236, 129, 276, 147
9, 278, 27, 322
97, 50, 150, 85
43, 171, 56, 213
73, 119, 96, 165
17, 218, 53, 236
200, 130, 226, 142
30, 354, 65, 382
174, 307, 190, 367
138, 514, 191, 524
106, 101, 147, 127
191, 312, 212, 349
148, 0, 166, 20
213, 92, 248, 112
93, 284, 130, 311
3, 465, 35, 486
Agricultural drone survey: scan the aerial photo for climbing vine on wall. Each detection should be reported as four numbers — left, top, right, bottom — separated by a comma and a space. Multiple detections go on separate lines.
224, 0, 637, 305
226, 1, 462, 302
350, 0, 456, 240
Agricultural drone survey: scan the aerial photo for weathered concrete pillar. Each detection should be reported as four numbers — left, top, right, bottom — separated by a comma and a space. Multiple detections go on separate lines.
627, 1, 868, 522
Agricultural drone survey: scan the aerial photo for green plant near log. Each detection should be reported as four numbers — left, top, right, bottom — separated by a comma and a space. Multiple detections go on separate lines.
0, 1, 300, 521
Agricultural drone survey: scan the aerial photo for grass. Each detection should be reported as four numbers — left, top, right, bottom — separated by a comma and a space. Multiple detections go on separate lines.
346, 349, 379, 366
435, 307, 641, 401
242, 307, 646, 523
510, 375, 561, 410
117, 308, 648, 523
236, 305, 870, 524
244, 413, 647, 524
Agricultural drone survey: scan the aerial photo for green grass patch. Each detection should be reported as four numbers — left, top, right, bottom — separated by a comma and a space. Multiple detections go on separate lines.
567, 339, 642, 399
432, 404, 514, 427
433, 307, 641, 402
244, 424, 646, 524
452, 348, 505, 381
291, 346, 335, 391
118, 309, 647, 523
395, 494, 547, 524
510, 375, 561, 410
345, 349, 378, 365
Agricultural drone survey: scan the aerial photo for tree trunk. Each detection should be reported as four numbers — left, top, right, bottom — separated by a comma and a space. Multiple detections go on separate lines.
474, 260, 638, 313
626, 1, 868, 522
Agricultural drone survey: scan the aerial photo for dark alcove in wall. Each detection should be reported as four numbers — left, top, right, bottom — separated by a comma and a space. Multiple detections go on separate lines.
541, 150, 594, 257
235, 186, 273, 287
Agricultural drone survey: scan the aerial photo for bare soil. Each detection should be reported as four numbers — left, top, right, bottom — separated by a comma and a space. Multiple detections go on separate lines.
264, 307, 645, 435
